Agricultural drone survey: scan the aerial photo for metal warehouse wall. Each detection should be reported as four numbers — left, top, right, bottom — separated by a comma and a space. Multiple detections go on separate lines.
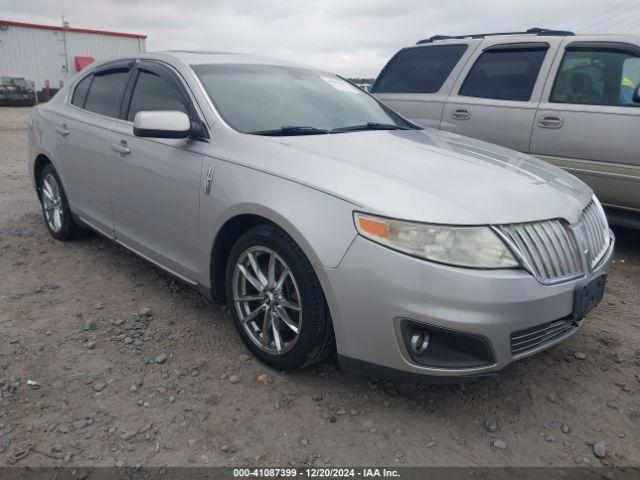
0, 24, 146, 92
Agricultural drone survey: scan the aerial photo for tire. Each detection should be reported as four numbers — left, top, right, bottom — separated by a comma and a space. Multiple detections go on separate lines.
225, 224, 334, 370
39, 163, 82, 241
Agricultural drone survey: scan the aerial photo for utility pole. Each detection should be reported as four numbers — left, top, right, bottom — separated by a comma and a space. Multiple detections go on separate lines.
60, 12, 70, 81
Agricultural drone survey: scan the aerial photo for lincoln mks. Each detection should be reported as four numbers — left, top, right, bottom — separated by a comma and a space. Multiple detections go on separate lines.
27, 52, 614, 379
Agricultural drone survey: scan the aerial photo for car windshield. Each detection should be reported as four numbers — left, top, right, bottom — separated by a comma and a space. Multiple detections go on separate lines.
191, 63, 418, 135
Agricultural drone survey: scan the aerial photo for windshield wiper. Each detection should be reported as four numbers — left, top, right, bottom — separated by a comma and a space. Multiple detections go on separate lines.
250, 126, 329, 136
331, 122, 412, 133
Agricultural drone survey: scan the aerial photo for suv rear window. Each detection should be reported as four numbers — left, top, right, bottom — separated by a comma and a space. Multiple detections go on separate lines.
373, 45, 467, 94
459, 46, 547, 101
84, 70, 129, 117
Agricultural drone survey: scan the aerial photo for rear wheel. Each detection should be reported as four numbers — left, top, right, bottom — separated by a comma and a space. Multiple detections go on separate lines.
225, 225, 334, 370
39, 164, 82, 240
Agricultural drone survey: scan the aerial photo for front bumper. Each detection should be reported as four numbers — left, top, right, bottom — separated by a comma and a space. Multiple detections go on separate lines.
321, 230, 615, 379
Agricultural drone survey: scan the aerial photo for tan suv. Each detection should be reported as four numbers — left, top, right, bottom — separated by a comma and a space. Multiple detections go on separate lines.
373, 28, 640, 228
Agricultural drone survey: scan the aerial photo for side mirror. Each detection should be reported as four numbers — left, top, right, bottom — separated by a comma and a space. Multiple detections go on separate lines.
633, 84, 640, 104
133, 111, 191, 139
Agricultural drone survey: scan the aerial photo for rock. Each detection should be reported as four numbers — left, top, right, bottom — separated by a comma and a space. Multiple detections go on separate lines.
362, 420, 374, 430
484, 419, 497, 433
238, 354, 250, 363
123, 337, 133, 345
130, 385, 138, 393
300, 438, 309, 446
73, 420, 89, 429
593, 442, 606, 459
561, 424, 570, 434
229, 374, 240, 384
574, 352, 586, 360
492, 439, 507, 450
139, 307, 151, 318
27, 380, 42, 389
168, 395, 176, 403
606, 401, 619, 410
84, 318, 98, 331
8, 338, 20, 344
155, 353, 167, 364
120, 430, 137, 441
51, 443, 65, 453
93, 382, 107, 392
257, 373, 269, 384
336, 408, 346, 416
545, 435, 556, 443
312, 393, 323, 402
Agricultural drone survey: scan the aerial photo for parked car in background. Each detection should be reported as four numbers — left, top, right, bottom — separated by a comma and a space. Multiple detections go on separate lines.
0, 76, 37, 106
28, 52, 613, 380
373, 28, 640, 228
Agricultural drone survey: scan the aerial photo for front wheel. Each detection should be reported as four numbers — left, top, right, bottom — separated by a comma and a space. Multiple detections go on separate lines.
225, 225, 334, 370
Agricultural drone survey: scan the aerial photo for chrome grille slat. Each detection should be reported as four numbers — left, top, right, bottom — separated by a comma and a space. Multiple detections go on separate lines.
497, 198, 609, 284
510, 318, 577, 356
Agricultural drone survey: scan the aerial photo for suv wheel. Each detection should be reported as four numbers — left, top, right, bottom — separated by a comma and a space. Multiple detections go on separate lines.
225, 225, 334, 370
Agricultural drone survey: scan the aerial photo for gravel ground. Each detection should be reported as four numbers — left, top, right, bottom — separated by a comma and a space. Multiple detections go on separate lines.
0, 106, 639, 468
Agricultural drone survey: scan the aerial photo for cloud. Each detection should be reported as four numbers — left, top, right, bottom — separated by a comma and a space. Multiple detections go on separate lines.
2, 0, 635, 77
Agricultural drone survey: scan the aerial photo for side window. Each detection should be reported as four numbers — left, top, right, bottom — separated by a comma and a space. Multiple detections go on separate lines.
71, 74, 93, 108
127, 70, 189, 121
84, 70, 130, 117
459, 47, 548, 101
550, 47, 640, 106
373, 45, 468, 94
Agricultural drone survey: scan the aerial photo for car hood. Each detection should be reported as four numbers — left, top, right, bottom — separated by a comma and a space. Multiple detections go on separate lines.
217, 128, 592, 225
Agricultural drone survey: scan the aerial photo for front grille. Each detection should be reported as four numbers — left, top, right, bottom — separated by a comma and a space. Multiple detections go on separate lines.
579, 199, 609, 269
496, 197, 610, 284
497, 219, 582, 283
510, 317, 578, 356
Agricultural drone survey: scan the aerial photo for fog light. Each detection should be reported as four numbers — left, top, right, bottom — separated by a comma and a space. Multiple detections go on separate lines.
410, 332, 429, 355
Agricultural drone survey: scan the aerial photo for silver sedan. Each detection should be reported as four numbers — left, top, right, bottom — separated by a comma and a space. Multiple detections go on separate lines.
27, 52, 614, 379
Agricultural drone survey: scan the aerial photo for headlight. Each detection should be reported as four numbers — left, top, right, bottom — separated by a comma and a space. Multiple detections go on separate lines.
354, 212, 518, 269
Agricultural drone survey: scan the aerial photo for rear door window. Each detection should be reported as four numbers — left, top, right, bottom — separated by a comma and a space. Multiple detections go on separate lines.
71, 74, 93, 108
126, 70, 189, 121
84, 70, 130, 117
459, 46, 548, 101
550, 46, 640, 106
373, 45, 468, 94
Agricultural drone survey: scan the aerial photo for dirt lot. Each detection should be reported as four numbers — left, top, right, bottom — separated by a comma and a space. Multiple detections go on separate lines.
0, 106, 639, 468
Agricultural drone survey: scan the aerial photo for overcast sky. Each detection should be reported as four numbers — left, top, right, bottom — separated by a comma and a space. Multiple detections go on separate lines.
2, 0, 639, 77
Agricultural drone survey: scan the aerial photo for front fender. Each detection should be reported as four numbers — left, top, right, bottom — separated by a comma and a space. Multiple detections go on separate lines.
199, 158, 358, 279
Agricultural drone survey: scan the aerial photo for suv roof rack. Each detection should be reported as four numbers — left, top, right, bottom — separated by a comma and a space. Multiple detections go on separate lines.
416, 27, 574, 45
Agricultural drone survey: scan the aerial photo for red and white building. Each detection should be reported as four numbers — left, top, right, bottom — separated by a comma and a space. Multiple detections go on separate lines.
0, 19, 146, 99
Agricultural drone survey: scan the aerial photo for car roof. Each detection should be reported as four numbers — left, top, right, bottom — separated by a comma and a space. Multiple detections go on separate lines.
152, 50, 305, 68
411, 33, 640, 48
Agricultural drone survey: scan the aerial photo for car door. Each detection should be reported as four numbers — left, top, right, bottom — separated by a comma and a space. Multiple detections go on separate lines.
55, 61, 133, 236
441, 39, 561, 152
531, 38, 640, 213
108, 60, 206, 281
372, 41, 479, 128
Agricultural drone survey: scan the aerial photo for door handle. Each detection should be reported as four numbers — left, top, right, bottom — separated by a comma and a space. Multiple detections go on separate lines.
55, 125, 69, 137
111, 142, 131, 155
451, 108, 471, 120
537, 115, 564, 129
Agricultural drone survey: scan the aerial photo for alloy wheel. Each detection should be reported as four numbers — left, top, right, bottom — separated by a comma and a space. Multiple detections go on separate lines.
232, 246, 302, 355
42, 173, 63, 233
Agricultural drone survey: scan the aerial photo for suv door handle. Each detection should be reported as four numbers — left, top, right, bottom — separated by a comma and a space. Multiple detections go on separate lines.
111, 142, 131, 155
55, 125, 69, 137
451, 108, 471, 120
537, 115, 564, 129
